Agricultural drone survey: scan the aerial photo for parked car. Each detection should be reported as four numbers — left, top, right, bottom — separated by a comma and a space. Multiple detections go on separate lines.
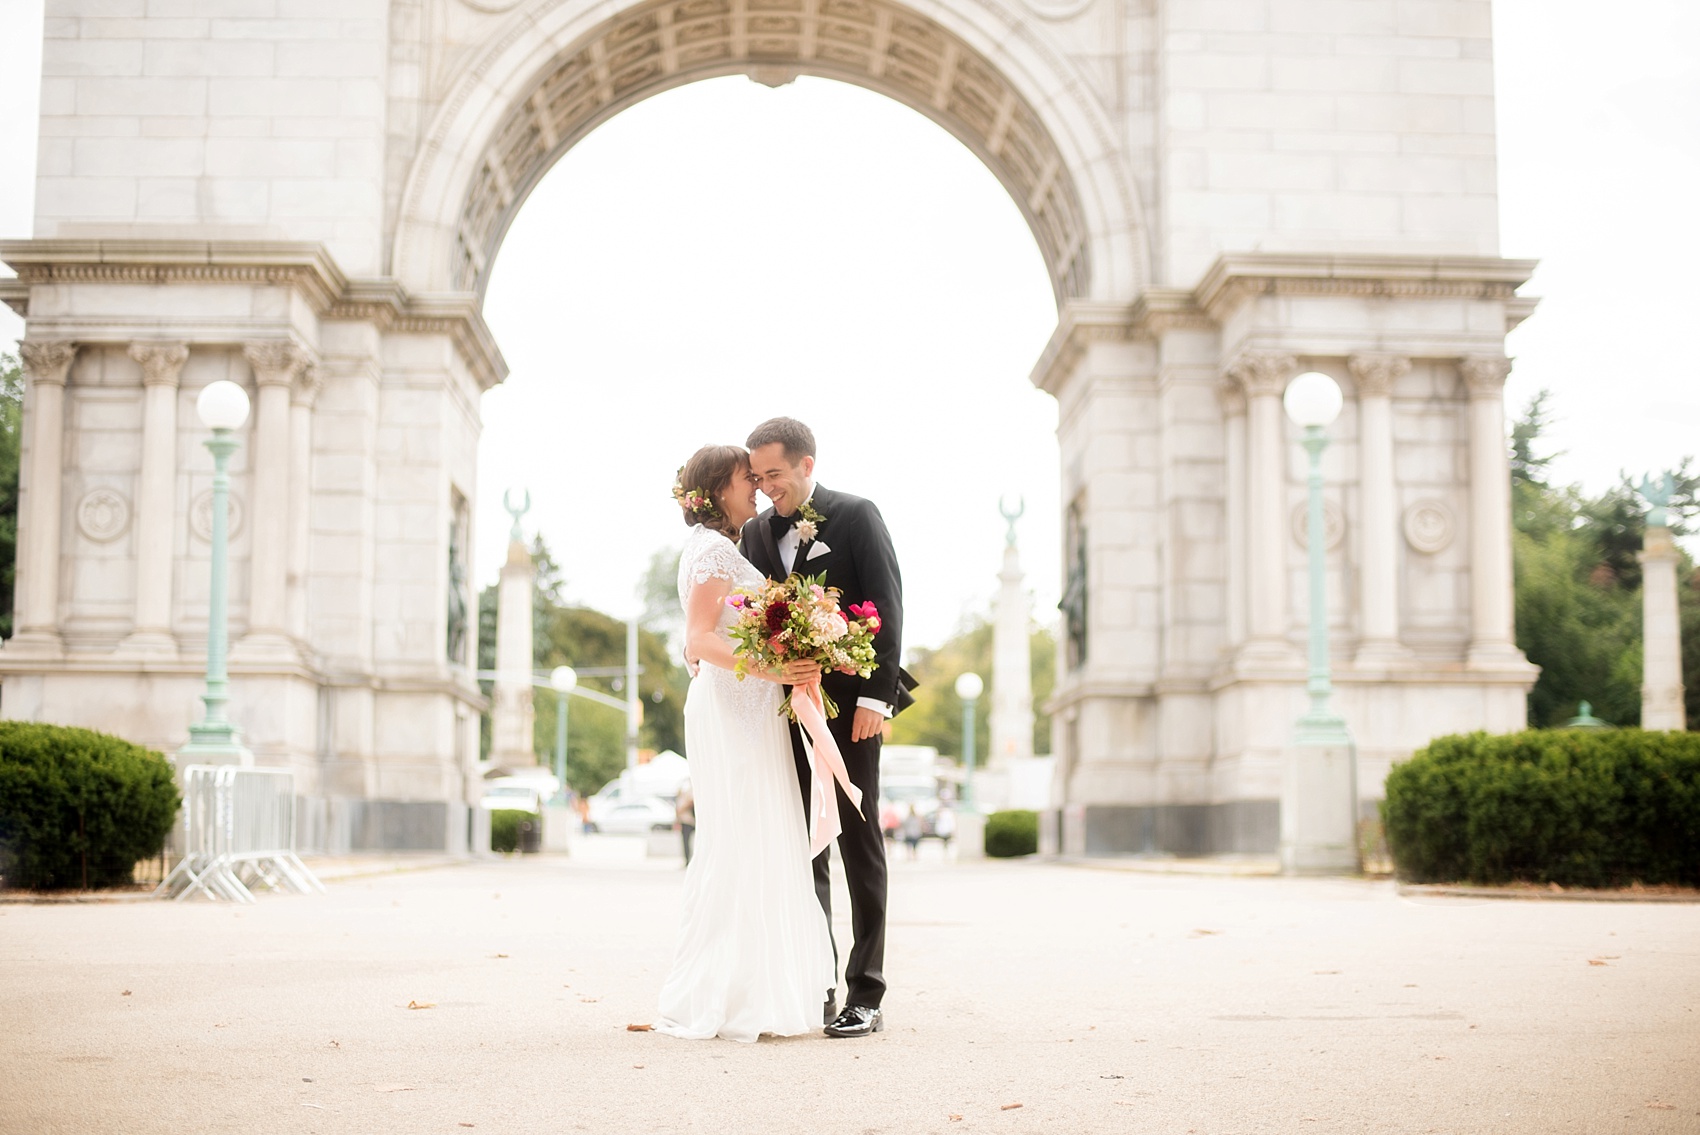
479, 781, 544, 813
592, 796, 677, 835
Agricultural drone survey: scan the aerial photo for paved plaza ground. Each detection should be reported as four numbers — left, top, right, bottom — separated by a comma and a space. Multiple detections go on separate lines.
2, 845, 1697, 1135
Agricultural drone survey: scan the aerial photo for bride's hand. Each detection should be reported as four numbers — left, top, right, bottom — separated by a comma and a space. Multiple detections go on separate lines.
780, 658, 822, 685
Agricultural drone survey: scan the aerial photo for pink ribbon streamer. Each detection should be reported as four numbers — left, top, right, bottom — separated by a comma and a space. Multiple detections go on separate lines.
792, 682, 864, 859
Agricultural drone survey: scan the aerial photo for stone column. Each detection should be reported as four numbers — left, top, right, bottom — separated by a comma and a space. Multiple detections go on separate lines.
490, 538, 537, 766
989, 538, 1034, 771
12, 341, 77, 654
287, 365, 323, 640
1640, 525, 1686, 730
1349, 353, 1413, 667
1461, 355, 1523, 668
1216, 378, 1248, 648
119, 341, 189, 657
237, 341, 305, 660
1227, 351, 1299, 665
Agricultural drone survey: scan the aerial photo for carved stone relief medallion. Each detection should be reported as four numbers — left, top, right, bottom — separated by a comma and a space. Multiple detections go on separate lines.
190, 490, 245, 542
1403, 500, 1454, 554
76, 489, 131, 543
1290, 499, 1345, 551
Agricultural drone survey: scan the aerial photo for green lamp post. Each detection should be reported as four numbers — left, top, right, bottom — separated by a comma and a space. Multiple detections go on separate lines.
550, 665, 577, 802
1279, 371, 1358, 873
954, 671, 983, 813
178, 379, 254, 766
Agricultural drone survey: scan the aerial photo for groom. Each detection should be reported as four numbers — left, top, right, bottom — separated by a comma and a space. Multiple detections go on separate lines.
741, 417, 910, 1039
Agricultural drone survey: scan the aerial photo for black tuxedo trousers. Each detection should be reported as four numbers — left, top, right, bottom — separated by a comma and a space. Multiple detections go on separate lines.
788, 712, 886, 1010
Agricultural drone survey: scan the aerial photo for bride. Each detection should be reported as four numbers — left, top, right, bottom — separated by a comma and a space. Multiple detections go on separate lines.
655, 444, 836, 1042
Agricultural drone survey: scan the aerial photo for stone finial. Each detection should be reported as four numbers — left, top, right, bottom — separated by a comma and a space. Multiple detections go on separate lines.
1460, 355, 1513, 397
999, 494, 1024, 548
1347, 353, 1411, 398
128, 341, 189, 388
17, 340, 78, 386
1224, 351, 1298, 397
243, 340, 308, 387
503, 486, 531, 545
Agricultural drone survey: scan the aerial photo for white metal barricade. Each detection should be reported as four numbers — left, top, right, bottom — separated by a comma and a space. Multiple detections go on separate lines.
154, 766, 325, 903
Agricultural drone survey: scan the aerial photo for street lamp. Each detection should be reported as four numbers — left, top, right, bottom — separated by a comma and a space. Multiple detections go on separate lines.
954, 672, 984, 813
1280, 371, 1358, 873
550, 665, 577, 803
179, 380, 253, 765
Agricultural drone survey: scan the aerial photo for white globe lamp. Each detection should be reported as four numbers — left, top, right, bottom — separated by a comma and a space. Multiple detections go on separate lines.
1282, 371, 1343, 429
196, 380, 251, 431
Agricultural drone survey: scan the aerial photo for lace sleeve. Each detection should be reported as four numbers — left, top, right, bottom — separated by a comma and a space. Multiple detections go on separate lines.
677, 531, 746, 605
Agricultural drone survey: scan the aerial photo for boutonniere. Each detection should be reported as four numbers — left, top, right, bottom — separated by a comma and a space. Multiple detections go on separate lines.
795, 498, 825, 543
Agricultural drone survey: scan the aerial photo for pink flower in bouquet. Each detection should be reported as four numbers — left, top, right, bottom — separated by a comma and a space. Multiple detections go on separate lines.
726, 594, 746, 608
848, 601, 878, 620
770, 635, 787, 655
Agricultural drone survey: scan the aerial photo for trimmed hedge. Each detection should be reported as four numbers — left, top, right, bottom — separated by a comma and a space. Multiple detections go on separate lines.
985, 809, 1038, 858
1383, 730, 1700, 887
0, 722, 181, 890
490, 808, 536, 854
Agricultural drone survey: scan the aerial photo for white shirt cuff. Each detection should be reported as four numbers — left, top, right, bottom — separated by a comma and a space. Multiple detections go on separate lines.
856, 697, 894, 718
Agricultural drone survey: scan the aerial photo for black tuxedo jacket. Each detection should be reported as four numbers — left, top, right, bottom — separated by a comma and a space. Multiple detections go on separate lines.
739, 484, 914, 713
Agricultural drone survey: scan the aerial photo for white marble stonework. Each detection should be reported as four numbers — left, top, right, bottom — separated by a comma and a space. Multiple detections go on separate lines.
3, 0, 1535, 853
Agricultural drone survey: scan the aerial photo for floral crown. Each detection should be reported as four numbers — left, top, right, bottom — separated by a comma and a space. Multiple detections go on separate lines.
672, 471, 721, 521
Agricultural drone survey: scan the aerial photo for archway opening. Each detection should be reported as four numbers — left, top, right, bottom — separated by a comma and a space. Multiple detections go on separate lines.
475, 74, 1059, 655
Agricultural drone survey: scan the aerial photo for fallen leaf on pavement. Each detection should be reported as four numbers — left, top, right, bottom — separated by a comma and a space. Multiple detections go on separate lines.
1099, 1074, 1125, 1080
302, 1103, 325, 1110
121, 990, 131, 996
1001, 1103, 1023, 1111
1190, 929, 1220, 937
580, 997, 599, 1003
492, 954, 509, 959
374, 1084, 414, 1093
1314, 970, 1341, 975
460, 1124, 476, 1128
406, 1000, 435, 1009
632, 1064, 645, 1070
948, 1115, 962, 1122
627, 1024, 654, 1032
1647, 1103, 1676, 1111
1587, 960, 1608, 967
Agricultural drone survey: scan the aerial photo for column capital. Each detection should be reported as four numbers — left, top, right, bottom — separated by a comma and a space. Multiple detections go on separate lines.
128, 341, 189, 388
1347, 353, 1411, 397
1224, 351, 1297, 397
1214, 377, 1247, 416
18, 340, 78, 386
243, 340, 309, 387
1460, 354, 1513, 397
290, 362, 325, 407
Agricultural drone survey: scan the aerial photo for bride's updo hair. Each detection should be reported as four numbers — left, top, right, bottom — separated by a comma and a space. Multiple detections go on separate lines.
675, 445, 749, 541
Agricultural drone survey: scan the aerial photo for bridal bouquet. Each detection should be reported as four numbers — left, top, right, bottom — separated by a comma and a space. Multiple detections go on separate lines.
725, 573, 880, 721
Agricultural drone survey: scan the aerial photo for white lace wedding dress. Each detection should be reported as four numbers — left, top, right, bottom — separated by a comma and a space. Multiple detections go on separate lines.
655, 525, 835, 1042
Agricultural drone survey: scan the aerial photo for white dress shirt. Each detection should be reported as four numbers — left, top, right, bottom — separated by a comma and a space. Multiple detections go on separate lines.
780, 485, 893, 720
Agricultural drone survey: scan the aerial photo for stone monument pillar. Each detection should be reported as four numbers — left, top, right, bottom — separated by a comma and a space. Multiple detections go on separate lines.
990, 498, 1034, 770
1637, 474, 1685, 731
490, 490, 537, 767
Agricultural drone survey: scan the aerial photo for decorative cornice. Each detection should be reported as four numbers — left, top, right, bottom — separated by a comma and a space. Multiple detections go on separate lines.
1214, 377, 1247, 416
0, 240, 508, 390
1029, 300, 1136, 395
1347, 353, 1411, 397
1195, 252, 1540, 322
128, 341, 189, 388
1224, 351, 1297, 397
1460, 354, 1513, 396
1129, 288, 1211, 336
18, 340, 78, 386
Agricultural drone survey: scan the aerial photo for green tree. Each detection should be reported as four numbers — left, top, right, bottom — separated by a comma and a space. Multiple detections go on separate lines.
1509, 392, 1700, 728
0, 354, 21, 639
475, 535, 688, 795
888, 613, 1055, 761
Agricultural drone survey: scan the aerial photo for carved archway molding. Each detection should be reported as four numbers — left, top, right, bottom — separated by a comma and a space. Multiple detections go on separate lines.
393, 0, 1147, 304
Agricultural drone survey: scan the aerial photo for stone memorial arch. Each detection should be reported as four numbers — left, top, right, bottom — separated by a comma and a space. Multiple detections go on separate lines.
1, 0, 1535, 852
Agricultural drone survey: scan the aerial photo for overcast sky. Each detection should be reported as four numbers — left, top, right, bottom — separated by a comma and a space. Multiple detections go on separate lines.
1, 0, 1696, 650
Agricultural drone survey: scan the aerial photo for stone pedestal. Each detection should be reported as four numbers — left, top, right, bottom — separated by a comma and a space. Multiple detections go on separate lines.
1640, 526, 1686, 731
990, 542, 1034, 771
1279, 744, 1359, 874
955, 811, 986, 861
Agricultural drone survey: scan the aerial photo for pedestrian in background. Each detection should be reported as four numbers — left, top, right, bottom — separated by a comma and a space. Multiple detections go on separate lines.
676, 781, 696, 865
900, 803, 923, 861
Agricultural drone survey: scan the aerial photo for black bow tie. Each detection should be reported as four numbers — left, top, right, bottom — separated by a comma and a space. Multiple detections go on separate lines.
769, 512, 799, 537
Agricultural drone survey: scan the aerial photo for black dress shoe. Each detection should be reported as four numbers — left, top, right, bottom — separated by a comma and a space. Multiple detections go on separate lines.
824, 1005, 883, 1038
823, 991, 838, 1027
